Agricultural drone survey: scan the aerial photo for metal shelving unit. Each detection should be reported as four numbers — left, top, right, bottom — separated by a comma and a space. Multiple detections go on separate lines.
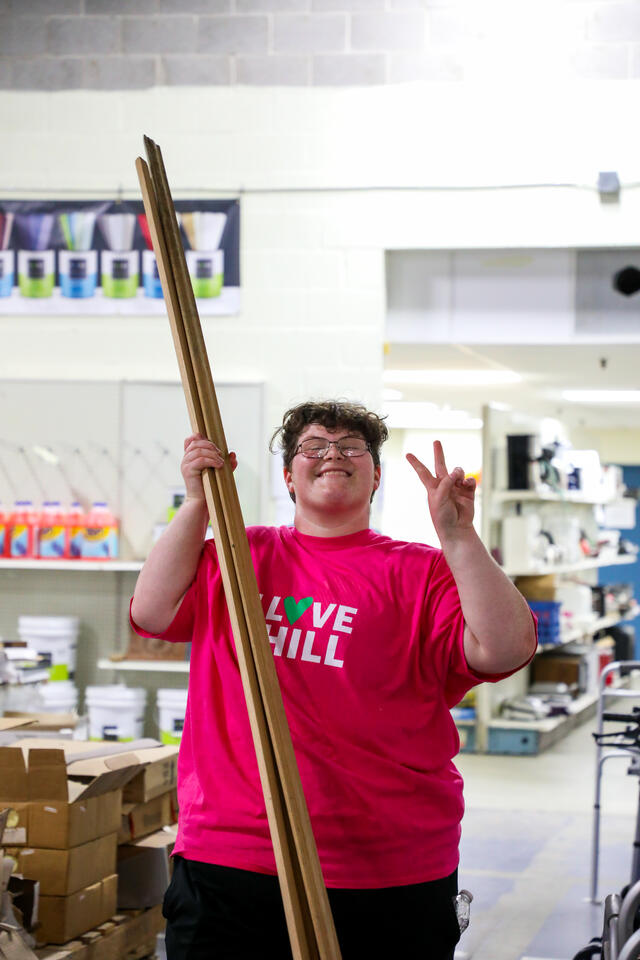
467, 402, 639, 755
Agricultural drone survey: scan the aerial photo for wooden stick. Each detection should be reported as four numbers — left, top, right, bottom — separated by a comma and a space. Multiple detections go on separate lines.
135, 155, 315, 960
136, 141, 341, 960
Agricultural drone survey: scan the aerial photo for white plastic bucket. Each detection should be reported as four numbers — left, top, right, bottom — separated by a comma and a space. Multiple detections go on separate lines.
39, 680, 78, 714
157, 688, 188, 745
18, 615, 79, 634
18, 615, 79, 681
27, 636, 77, 681
85, 684, 147, 742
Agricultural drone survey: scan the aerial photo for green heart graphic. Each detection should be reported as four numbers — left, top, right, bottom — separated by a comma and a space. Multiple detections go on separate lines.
284, 596, 314, 625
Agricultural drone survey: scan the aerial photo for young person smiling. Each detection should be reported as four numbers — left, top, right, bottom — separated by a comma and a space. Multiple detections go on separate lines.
131, 400, 536, 960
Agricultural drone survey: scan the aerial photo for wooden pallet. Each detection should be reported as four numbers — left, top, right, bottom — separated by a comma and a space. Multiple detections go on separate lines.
35, 905, 165, 960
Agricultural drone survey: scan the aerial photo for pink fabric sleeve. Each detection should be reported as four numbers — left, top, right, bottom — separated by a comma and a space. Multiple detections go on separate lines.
128, 586, 196, 644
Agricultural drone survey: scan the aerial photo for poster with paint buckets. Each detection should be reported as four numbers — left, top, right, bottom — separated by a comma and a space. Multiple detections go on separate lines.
0, 198, 240, 316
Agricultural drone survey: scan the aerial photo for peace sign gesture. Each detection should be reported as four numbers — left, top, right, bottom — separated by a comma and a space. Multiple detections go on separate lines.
406, 441, 476, 541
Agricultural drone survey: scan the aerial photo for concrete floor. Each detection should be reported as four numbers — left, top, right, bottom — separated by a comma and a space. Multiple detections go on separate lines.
156, 708, 639, 960
455, 712, 638, 960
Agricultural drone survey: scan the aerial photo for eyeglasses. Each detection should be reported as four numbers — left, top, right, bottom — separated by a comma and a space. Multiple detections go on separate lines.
295, 437, 371, 459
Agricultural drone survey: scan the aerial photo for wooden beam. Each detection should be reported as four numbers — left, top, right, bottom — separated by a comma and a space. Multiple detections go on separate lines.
136, 140, 341, 960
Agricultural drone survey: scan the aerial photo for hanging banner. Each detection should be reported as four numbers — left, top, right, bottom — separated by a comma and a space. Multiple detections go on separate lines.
0, 198, 240, 315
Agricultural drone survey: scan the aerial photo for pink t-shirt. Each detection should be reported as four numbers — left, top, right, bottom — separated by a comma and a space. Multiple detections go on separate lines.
131, 525, 529, 888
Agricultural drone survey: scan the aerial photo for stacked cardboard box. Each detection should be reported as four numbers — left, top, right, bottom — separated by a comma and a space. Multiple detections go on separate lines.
0, 736, 179, 947
116, 760, 179, 911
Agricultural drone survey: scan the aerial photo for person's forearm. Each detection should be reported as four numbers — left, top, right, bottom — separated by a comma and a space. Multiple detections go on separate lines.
131, 497, 209, 635
440, 526, 537, 673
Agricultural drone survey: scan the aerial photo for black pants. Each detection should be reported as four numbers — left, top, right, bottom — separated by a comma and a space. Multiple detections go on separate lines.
163, 856, 461, 960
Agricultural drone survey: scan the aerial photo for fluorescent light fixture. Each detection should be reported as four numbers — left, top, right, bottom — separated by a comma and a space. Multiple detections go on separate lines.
383, 369, 522, 386
562, 390, 640, 403
383, 401, 483, 430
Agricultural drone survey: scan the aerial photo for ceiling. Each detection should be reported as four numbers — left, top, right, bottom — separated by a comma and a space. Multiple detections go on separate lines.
382, 342, 640, 431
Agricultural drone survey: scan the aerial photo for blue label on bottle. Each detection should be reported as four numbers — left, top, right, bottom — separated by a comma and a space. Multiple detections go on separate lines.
38, 525, 66, 558
82, 525, 118, 558
10, 525, 30, 557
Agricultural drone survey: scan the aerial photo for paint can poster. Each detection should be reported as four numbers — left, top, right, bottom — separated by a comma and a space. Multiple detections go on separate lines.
0, 198, 240, 315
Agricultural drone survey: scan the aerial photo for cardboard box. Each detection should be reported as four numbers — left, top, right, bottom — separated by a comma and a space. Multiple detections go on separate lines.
120, 748, 178, 804
28, 794, 114, 850
116, 827, 176, 909
530, 654, 581, 690
94, 793, 121, 845
37, 874, 117, 946
8, 833, 117, 897
0, 718, 37, 732
9, 740, 179, 807
0, 748, 126, 851
0, 747, 139, 806
118, 791, 173, 845
2, 802, 29, 845
515, 574, 558, 602
3, 714, 78, 733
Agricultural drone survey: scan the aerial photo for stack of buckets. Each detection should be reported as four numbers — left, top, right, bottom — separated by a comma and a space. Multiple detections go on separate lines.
17, 615, 79, 714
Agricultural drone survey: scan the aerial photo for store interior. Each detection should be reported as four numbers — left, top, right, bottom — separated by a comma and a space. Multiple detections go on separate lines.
2, 3, 640, 959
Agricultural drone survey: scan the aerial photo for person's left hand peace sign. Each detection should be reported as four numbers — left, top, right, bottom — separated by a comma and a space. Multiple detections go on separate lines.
406, 441, 476, 540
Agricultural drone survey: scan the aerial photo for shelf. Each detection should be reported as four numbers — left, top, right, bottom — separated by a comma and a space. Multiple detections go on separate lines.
504, 554, 636, 577
487, 683, 639, 755
490, 690, 600, 734
97, 658, 189, 673
0, 559, 143, 572
494, 490, 618, 506
538, 605, 640, 651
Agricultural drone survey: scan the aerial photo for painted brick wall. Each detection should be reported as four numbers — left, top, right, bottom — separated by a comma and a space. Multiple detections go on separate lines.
1, 0, 638, 90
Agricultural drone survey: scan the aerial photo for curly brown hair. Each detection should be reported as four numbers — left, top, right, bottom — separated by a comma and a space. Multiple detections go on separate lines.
270, 399, 388, 471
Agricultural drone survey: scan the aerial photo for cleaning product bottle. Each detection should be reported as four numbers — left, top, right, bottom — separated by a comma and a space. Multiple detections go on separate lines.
37, 500, 67, 559
0, 502, 6, 557
66, 500, 85, 559
82, 501, 119, 559
9, 500, 38, 559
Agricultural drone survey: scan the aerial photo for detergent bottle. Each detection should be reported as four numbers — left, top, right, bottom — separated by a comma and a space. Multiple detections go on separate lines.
66, 500, 85, 559
82, 501, 119, 559
37, 501, 67, 559
0, 502, 7, 557
9, 500, 38, 559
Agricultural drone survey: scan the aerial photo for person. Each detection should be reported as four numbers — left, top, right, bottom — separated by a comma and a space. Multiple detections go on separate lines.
130, 399, 537, 960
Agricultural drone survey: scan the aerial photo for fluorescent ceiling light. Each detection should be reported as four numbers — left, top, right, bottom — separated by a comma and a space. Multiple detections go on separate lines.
383, 401, 483, 430
562, 390, 640, 403
383, 369, 522, 386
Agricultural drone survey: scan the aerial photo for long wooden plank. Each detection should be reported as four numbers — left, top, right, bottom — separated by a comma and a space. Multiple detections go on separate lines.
136, 155, 315, 960
141, 140, 340, 960
143, 138, 338, 959
136, 149, 339, 959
